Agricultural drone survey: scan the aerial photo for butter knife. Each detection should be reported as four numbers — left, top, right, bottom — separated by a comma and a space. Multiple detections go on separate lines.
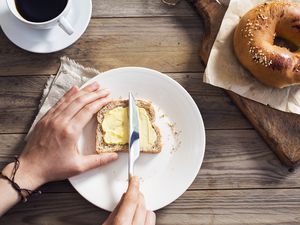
128, 92, 140, 180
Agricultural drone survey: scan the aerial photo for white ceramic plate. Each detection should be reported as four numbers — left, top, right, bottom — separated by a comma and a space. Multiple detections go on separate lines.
0, 0, 92, 53
69, 67, 205, 211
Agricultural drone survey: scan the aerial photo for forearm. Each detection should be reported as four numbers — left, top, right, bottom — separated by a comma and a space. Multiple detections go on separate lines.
0, 174, 20, 216
0, 160, 43, 216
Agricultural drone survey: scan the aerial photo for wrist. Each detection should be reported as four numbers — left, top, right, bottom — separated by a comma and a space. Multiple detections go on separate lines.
2, 158, 45, 191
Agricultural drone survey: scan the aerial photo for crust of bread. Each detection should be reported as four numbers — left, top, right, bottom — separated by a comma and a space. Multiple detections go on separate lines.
96, 100, 162, 154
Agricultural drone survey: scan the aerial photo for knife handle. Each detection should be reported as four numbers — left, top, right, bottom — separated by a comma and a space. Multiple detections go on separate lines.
128, 139, 139, 179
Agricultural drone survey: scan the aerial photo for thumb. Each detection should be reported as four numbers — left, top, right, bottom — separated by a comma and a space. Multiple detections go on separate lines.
80, 153, 118, 172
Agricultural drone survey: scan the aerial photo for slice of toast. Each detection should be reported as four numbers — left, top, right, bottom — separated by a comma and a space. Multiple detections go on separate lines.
96, 100, 162, 154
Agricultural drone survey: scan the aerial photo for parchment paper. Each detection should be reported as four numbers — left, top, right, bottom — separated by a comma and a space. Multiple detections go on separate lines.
204, 0, 300, 114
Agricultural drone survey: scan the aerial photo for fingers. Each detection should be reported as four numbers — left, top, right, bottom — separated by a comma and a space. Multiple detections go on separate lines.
145, 211, 156, 225
79, 153, 118, 172
52, 82, 101, 118
132, 193, 147, 225
71, 96, 111, 135
60, 88, 110, 122
112, 177, 140, 224
41, 86, 79, 120
104, 177, 155, 225
40, 81, 110, 140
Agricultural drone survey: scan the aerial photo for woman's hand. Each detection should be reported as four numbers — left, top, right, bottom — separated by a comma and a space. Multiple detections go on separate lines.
103, 177, 156, 225
2, 82, 118, 191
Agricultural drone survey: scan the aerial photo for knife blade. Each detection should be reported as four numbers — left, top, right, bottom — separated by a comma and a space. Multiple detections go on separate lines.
128, 92, 140, 180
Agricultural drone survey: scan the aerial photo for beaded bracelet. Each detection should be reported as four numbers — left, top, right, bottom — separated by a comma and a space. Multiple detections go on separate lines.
0, 157, 41, 202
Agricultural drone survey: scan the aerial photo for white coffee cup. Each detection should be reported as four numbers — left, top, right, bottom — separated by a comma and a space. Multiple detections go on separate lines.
6, 0, 74, 35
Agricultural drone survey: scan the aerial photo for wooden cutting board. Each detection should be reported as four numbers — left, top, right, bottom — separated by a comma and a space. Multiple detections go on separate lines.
188, 0, 300, 168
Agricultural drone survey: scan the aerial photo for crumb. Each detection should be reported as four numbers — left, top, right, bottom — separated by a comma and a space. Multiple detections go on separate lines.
175, 130, 182, 136
168, 122, 175, 127
160, 114, 166, 119
170, 146, 176, 155
177, 141, 182, 148
168, 122, 177, 135
166, 120, 182, 154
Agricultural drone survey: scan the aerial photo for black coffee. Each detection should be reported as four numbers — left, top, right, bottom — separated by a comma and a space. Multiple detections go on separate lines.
15, 0, 68, 22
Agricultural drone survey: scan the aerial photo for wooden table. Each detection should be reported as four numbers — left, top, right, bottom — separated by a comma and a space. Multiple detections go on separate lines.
1, 1, 300, 224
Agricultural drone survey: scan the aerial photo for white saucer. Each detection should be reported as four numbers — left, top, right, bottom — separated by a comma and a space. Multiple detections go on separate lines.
0, 0, 92, 53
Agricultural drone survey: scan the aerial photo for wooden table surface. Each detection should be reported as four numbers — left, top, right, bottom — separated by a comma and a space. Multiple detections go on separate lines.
1, 0, 300, 224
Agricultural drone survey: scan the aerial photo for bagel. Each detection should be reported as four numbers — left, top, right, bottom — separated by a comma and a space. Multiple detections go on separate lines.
233, 1, 300, 88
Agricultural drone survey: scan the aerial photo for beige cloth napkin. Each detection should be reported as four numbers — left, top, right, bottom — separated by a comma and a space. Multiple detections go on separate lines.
204, 0, 300, 115
28, 57, 100, 134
